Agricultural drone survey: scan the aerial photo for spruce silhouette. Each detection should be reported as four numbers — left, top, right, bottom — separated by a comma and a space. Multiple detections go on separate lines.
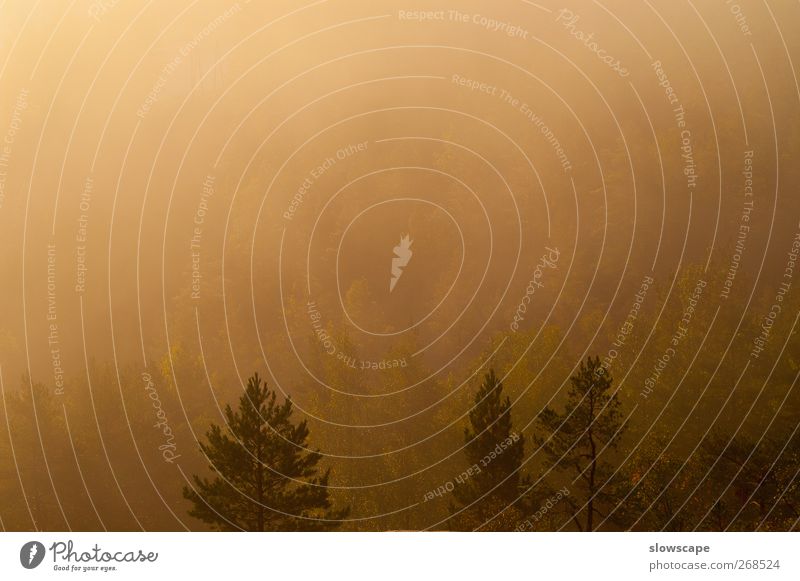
183, 372, 348, 530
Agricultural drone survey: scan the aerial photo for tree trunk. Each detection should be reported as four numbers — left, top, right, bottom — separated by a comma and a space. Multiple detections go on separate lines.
587, 390, 597, 532
256, 444, 264, 532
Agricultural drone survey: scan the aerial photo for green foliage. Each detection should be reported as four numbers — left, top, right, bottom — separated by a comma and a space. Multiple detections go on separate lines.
183, 372, 348, 531
535, 356, 626, 531
614, 434, 705, 531
695, 432, 800, 531
450, 369, 527, 529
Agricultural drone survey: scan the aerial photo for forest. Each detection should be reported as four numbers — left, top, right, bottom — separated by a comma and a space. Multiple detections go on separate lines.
0, 0, 798, 532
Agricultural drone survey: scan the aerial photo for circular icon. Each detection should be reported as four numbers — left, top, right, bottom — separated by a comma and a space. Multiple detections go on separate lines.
19, 541, 45, 569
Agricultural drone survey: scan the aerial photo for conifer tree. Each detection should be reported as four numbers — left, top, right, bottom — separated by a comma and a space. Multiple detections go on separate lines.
450, 369, 526, 529
183, 372, 348, 530
535, 356, 625, 531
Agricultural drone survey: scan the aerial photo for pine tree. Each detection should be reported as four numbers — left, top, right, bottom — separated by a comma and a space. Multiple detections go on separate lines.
535, 356, 626, 531
183, 372, 348, 530
450, 369, 526, 529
